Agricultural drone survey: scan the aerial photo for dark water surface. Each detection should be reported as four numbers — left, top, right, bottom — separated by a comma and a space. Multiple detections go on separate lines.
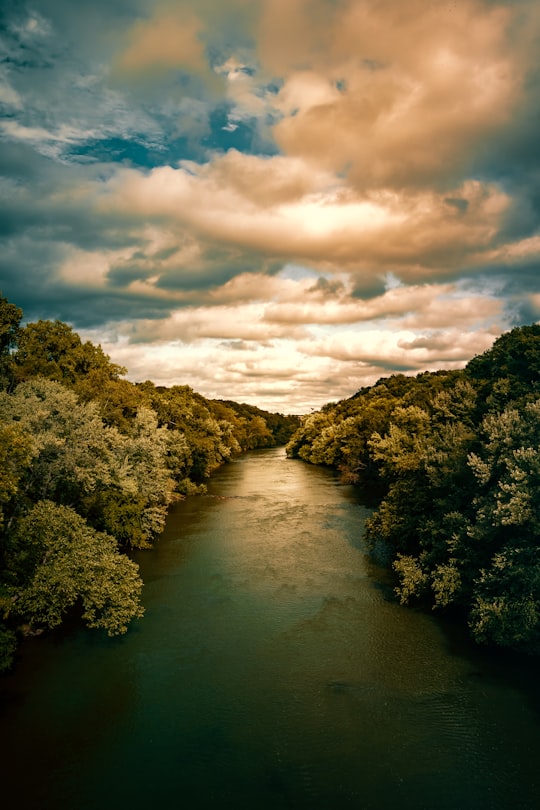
1, 448, 539, 809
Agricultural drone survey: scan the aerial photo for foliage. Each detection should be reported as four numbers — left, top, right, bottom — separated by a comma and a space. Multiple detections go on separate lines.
466, 324, 540, 411
0, 293, 22, 390
0, 294, 299, 672
77, 376, 147, 433
15, 319, 125, 385
469, 546, 540, 652
463, 400, 540, 651
212, 399, 299, 447
286, 371, 459, 485
0, 622, 17, 673
6, 287, 540, 660
0, 379, 176, 549
7, 501, 144, 636
0, 422, 35, 530
286, 332, 540, 654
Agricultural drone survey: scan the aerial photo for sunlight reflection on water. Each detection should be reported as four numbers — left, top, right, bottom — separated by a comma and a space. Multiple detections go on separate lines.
1, 448, 539, 809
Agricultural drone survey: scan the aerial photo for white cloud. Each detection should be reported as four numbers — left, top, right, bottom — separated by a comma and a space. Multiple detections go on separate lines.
3, 0, 540, 414
0, 76, 22, 109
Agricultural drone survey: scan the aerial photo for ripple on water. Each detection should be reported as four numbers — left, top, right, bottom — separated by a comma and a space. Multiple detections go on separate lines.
2, 448, 540, 810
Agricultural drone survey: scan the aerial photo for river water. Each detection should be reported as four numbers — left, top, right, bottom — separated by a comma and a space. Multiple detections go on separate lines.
1, 448, 539, 809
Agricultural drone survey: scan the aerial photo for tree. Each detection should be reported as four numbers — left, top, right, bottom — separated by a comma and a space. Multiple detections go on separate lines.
0, 378, 176, 548
0, 294, 22, 390
14, 319, 125, 386
366, 385, 478, 605
286, 411, 332, 460
0, 378, 123, 508
6, 501, 144, 636
145, 385, 237, 482
466, 324, 540, 410
0, 422, 35, 531
368, 405, 431, 477
75, 375, 146, 433
463, 400, 540, 650
111, 406, 176, 544
469, 546, 540, 651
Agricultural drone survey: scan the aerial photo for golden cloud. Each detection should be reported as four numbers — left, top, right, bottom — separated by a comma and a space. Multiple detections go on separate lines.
261, 0, 520, 189
98, 155, 511, 285
114, 8, 208, 77
298, 326, 497, 369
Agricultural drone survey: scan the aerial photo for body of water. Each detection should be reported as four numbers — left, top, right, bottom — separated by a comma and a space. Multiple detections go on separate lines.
1, 448, 539, 809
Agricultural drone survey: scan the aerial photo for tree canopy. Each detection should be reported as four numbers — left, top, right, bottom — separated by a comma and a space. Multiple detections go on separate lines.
0, 293, 298, 672
6, 286, 539, 662
286, 327, 540, 655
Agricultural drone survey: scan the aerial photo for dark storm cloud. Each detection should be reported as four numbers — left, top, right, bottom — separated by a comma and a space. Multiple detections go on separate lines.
3, 268, 178, 328
444, 198, 469, 214
2, 0, 540, 411
350, 276, 389, 300
0, 141, 50, 179
154, 263, 252, 292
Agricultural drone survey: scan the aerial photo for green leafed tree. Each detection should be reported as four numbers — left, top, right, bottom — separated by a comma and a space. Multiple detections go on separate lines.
14, 319, 125, 387
110, 406, 177, 544
466, 324, 540, 411
6, 500, 144, 636
0, 422, 35, 531
0, 378, 176, 549
463, 400, 540, 651
286, 411, 333, 461
0, 378, 123, 508
0, 293, 22, 391
366, 383, 478, 605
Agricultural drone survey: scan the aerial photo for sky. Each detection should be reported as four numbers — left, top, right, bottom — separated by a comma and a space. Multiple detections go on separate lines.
1, 0, 540, 414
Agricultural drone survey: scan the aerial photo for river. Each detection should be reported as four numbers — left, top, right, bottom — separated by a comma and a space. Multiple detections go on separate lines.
1, 447, 539, 809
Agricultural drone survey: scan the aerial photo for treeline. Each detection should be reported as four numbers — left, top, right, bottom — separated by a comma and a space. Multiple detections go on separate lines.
287, 325, 540, 655
0, 295, 298, 672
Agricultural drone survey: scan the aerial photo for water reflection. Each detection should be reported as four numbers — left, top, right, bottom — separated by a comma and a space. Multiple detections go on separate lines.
1, 448, 539, 809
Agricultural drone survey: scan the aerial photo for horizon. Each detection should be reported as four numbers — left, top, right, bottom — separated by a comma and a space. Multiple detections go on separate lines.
1, 0, 540, 413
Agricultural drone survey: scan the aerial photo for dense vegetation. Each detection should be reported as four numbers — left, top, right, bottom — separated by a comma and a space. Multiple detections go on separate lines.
287, 325, 540, 655
4, 283, 539, 666
0, 294, 298, 672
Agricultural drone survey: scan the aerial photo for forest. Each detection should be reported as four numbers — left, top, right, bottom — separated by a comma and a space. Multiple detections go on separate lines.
2, 289, 540, 672
0, 294, 298, 672
286, 325, 540, 655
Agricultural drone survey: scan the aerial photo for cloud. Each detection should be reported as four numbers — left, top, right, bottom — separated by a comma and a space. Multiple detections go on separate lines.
122, 304, 308, 344
0, 76, 22, 109
2, 0, 540, 412
113, 8, 208, 78
262, 0, 521, 190
98, 156, 512, 286
87, 328, 374, 414
263, 282, 503, 328
299, 326, 498, 371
